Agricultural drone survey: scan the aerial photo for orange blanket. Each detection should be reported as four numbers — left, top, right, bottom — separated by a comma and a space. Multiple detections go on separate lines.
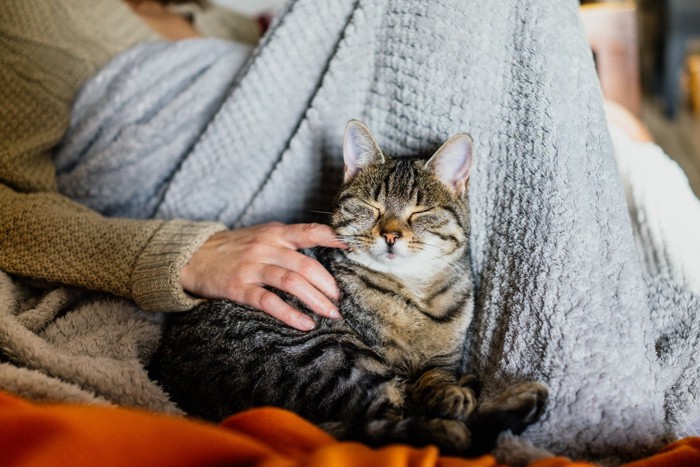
1, 391, 698, 467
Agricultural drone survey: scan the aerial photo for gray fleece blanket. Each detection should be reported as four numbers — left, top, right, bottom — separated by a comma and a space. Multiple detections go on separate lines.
2, 0, 699, 463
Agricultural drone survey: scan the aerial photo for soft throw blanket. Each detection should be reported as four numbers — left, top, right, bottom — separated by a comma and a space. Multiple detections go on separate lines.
2, 0, 699, 463
5, 390, 700, 467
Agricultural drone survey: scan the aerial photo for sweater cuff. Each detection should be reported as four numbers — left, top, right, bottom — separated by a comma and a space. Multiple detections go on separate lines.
131, 219, 227, 312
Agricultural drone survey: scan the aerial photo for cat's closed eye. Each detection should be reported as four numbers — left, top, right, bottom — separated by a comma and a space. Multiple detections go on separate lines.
342, 200, 379, 219
407, 206, 436, 222
342, 199, 381, 220
410, 206, 451, 227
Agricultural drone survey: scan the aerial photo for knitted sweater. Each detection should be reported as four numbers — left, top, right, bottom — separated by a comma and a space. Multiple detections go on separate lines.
0, 0, 226, 312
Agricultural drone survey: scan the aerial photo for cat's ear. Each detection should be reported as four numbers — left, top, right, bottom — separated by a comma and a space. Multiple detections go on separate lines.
425, 133, 473, 196
343, 120, 386, 182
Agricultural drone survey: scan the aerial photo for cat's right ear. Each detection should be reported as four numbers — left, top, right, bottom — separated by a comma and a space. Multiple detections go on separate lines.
343, 120, 385, 182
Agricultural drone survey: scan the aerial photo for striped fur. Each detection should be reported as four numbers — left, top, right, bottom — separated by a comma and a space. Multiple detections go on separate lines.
149, 126, 546, 455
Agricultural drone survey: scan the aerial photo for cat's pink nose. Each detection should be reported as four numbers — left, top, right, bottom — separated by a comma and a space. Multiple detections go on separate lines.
382, 231, 402, 245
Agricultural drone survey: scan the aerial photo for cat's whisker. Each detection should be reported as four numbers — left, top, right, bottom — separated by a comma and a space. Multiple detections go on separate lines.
442, 261, 465, 278
335, 234, 372, 244
410, 241, 443, 255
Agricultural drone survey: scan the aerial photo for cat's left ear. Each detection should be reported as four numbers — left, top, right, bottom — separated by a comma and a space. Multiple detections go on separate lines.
425, 133, 473, 196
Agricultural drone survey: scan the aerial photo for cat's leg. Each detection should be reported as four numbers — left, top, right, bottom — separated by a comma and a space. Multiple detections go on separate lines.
366, 368, 480, 455
409, 368, 479, 421
363, 413, 472, 456
324, 376, 472, 455
467, 381, 548, 455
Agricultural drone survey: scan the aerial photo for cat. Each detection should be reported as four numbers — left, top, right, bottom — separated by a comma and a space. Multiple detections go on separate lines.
148, 120, 547, 456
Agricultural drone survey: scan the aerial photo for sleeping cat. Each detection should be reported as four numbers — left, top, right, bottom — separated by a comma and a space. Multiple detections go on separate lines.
148, 120, 547, 455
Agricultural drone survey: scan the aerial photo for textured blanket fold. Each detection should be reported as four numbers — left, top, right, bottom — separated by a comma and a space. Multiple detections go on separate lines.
2, 0, 699, 464
4, 390, 700, 467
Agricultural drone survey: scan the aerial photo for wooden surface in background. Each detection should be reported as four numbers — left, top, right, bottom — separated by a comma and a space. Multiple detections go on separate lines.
580, 1, 642, 115
642, 97, 700, 196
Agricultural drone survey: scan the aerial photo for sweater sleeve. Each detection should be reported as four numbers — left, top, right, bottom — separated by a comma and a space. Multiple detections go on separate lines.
0, 186, 226, 312
0, 0, 227, 312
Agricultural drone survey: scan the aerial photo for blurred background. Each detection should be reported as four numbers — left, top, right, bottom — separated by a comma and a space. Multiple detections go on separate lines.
213, 0, 284, 16
580, 0, 700, 195
211, 0, 700, 195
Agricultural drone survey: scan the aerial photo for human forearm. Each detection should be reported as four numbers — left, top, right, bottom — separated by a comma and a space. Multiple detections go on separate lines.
0, 185, 225, 311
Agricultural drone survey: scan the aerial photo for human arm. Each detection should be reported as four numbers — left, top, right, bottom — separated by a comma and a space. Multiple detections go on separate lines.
0, 185, 226, 312
181, 223, 346, 331
2, 0, 343, 325
0, 0, 223, 312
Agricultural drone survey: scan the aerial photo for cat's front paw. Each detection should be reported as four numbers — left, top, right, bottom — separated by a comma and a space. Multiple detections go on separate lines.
412, 369, 478, 421
423, 383, 477, 421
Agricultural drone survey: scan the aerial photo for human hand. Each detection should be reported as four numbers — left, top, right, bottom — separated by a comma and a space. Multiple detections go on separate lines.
180, 222, 347, 331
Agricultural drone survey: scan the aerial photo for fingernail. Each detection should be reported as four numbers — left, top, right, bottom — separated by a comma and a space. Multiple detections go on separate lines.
299, 315, 316, 331
329, 307, 342, 319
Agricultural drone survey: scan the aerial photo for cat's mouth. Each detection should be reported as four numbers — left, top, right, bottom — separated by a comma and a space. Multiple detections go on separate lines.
378, 244, 407, 261
356, 239, 412, 265
364, 247, 402, 263
383, 242, 401, 260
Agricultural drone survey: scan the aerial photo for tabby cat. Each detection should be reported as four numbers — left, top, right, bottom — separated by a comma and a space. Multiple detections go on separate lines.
148, 120, 547, 455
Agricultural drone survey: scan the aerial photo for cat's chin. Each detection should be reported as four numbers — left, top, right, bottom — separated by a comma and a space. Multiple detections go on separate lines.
350, 249, 417, 273
371, 250, 408, 265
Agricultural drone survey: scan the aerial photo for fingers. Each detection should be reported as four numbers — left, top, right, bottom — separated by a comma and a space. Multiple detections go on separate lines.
281, 223, 348, 250
253, 224, 343, 302
181, 222, 347, 332
266, 249, 340, 302
260, 265, 341, 320
243, 286, 316, 331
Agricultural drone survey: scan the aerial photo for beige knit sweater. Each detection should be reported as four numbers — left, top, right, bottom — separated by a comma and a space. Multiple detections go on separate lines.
0, 0, 227, 312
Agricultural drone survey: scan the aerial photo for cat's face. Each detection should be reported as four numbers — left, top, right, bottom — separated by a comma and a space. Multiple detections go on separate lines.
332, 121, 472, 280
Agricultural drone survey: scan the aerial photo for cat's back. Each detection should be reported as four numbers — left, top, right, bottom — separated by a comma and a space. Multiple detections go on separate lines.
149, 297, 385, 422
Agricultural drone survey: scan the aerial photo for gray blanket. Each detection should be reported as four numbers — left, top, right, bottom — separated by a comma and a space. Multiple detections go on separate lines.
3, 0, 699, 463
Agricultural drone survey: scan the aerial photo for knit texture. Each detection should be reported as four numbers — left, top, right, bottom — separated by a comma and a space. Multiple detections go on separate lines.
52, 0, 700, 462
4, 0, 700, 463
0, 0, 226, 311
611, 127, 700, 439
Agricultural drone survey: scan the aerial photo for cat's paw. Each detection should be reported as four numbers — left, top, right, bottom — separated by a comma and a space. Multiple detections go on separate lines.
412, 369, 478, 421
476, 382, 548, 433
517, 382, 548, 426
465, 382, 548, 456
496, 382, 547, 427
457, 373, 481, 398
423, 383, 478, 421
363, 415, 471, 455
421, 418, 472, 456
